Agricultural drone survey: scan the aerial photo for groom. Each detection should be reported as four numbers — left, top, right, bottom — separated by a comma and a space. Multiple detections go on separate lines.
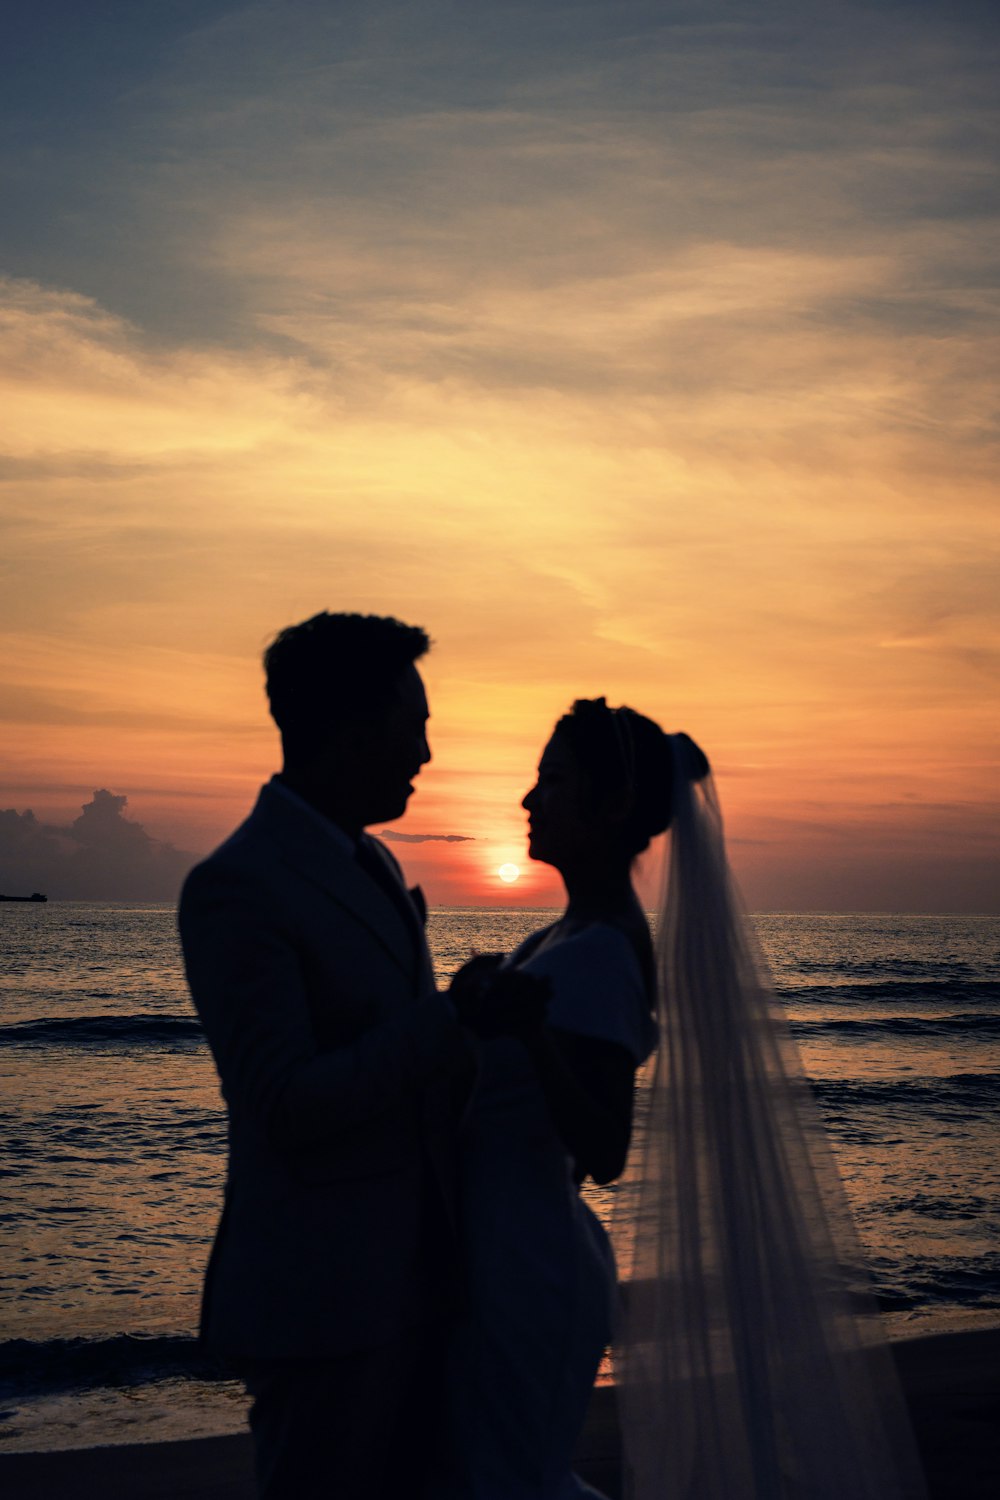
179, 611, 469, 1499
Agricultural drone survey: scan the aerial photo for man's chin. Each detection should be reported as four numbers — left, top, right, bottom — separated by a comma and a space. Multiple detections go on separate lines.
370, 790, 414, 827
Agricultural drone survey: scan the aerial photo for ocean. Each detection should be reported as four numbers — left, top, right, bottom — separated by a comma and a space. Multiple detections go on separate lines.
1, 903, 998, 1453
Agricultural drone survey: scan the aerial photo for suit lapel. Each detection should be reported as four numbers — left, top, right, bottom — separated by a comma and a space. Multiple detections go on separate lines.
250, 782, 422, 982
355, 834, 428, 969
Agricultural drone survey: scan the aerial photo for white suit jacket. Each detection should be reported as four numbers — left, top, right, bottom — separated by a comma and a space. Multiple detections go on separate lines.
178, 777, 466, 1360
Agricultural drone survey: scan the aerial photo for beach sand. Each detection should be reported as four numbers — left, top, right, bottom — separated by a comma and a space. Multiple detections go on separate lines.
0, 1327, 996, 1499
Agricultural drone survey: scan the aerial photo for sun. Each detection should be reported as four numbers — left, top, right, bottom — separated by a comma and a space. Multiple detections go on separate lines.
497, 863, 520, 884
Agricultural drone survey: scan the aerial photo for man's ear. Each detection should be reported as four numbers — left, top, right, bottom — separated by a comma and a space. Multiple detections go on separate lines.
345, 716, 389, 767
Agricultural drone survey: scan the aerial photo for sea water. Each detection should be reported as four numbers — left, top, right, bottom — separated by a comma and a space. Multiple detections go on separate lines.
1, 903, 997, 1452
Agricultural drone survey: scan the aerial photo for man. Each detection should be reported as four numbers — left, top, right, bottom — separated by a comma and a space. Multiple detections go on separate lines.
179, 611, 468, 1499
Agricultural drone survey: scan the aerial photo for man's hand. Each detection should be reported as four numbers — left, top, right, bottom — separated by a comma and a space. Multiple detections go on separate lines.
448, 952, 505, 1009
448, 955, 551, 1039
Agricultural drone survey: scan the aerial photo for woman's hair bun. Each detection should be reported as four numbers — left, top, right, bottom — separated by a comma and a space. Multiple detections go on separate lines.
672, 730, 711, 784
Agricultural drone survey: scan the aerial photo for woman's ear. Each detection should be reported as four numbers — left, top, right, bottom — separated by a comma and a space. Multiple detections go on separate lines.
598, 785, 633, 827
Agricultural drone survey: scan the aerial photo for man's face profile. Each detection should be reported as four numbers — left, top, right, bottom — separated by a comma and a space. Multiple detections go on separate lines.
350, 663, 431, 827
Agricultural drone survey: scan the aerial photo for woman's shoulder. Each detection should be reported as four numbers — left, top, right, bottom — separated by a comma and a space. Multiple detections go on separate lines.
558, 919, 643, 969
522, 918, 656, 1062
506, 922, 558, 966
515, 916, 648, 979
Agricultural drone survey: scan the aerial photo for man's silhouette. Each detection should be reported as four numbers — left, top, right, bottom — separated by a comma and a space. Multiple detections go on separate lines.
179, 612, 467, 1499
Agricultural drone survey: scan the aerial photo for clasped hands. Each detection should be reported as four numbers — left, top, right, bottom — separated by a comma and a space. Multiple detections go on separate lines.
448, 953, 551, 1039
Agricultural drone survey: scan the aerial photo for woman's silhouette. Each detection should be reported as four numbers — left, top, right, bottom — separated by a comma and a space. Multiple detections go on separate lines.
442, 698, 666, 1496
443, 698, 924, 1500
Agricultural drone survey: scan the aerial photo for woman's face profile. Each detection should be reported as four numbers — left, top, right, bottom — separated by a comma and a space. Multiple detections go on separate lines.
521, 733, 597, 870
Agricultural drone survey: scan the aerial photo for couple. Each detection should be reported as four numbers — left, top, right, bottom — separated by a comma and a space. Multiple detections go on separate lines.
180, 611, 924, 1500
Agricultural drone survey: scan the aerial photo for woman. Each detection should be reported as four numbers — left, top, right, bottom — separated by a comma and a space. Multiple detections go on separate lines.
444, 696, 926, 1500
441, 698, 695, 1498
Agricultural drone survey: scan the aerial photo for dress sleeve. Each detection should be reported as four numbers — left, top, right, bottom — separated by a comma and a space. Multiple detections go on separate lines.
524, 923, 656, 1065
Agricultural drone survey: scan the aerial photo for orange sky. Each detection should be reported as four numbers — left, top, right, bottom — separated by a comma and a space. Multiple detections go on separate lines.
1, 2, 998, 910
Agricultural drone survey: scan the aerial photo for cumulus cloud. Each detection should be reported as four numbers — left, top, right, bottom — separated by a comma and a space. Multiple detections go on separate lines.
379, 830, 475, 843
0, 790, 196, 901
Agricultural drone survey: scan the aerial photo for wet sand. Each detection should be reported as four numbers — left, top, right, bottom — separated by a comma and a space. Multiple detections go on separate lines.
1, 1327, 996, 1499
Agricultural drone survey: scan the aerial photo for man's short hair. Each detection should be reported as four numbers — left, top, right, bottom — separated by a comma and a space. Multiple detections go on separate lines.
264, 611, 430, 764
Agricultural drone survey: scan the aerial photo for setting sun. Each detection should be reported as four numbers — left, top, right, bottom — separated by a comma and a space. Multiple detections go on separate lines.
498, 863, 521, 884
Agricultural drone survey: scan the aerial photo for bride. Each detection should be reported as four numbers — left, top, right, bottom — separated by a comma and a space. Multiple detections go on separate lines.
441, 697, 925, 1500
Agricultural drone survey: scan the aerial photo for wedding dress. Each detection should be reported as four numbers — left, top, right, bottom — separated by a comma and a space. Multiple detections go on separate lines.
613, 736, 927, 1499
441, 736, 924, 1499
439, 920, 656, 1499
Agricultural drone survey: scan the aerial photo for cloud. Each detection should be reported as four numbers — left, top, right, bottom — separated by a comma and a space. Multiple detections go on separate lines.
379, 830, 475, 844
0, 790, 196, 900
1, 0, 998, 910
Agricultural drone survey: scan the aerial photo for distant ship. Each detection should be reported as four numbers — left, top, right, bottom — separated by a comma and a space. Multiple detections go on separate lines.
0, 892, 48, 902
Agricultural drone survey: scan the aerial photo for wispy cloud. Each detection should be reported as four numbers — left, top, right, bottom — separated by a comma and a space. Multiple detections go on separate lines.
1, 0, 997, 907
379, 830, 475, 844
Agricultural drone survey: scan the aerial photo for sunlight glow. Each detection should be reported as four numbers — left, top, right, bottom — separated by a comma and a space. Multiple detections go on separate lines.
1, 3, 997, 913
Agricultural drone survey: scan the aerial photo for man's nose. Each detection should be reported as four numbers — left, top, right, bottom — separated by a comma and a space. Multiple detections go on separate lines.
521, 785, 535, 811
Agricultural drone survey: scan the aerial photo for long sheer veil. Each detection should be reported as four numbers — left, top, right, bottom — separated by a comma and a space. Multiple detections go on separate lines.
612, 735, 926, 1499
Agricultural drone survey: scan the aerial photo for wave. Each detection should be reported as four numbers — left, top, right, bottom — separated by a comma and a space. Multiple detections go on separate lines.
787, 956, 986, 981
6, 1247, 999, 1404
790, 1012, 1000, 1040
0, 1015, 205, 1048
813, 1073, 1000, 1125
780, 979, 1000, 1007
3, 999, 997, 1057
868, 1251, 1000, 1312
0, 1333, 226, 1399
815, 1074, 1000, 1110
878, 1191, 996, 1220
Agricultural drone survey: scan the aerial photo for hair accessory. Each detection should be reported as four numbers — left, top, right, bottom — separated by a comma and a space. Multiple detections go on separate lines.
608, 705, 637, 792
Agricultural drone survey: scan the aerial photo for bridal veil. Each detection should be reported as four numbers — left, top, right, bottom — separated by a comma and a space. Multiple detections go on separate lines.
613, 735, 926, 1499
